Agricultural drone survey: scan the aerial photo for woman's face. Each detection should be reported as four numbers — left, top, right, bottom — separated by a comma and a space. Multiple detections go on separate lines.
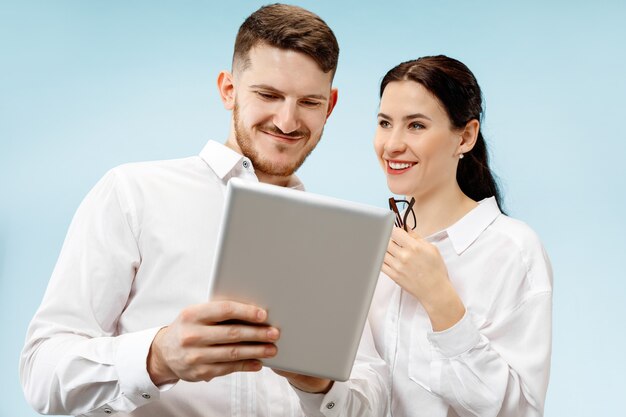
374, 80, 463, 199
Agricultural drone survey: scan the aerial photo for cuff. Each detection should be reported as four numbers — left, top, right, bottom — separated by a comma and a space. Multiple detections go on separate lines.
293, 381, 350, 417
426, 310, 481, 358
115, 327, 170, 404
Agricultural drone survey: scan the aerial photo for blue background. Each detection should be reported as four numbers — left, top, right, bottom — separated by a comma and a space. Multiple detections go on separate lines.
1, 1, 625, 415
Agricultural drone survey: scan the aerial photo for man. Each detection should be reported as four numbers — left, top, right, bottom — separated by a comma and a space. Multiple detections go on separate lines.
20, 4, 387, 417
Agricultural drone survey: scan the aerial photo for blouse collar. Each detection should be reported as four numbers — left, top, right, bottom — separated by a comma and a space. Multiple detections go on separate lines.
431, 197, 502, 255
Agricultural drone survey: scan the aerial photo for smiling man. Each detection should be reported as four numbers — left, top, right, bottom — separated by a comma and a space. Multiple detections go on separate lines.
221, 44, 336, 185
20, 4, 386, 417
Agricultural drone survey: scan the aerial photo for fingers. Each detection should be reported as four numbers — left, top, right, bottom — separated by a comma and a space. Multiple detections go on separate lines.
383, 252, 402, 274
152, 300, 285, 384
390, 227, 420, 247
187, 300, 269, 325
202, 324, 280, 345
386, 233, 412, 262
184, 343, 278, 365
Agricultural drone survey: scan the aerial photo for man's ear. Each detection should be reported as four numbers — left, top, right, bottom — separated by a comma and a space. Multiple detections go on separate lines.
457, 119, 480, 155
217, 71, 235, 110
325, 88, 339, 120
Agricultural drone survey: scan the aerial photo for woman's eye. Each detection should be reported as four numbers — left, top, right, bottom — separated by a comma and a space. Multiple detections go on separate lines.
409, 122, 424, 130
378, 120, 391, 128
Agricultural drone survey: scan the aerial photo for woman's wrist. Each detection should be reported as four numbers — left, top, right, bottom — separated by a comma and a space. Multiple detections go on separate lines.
421, 282, 466, 332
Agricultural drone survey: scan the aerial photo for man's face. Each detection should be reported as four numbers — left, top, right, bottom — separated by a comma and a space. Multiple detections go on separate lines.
220, 44, 337, 181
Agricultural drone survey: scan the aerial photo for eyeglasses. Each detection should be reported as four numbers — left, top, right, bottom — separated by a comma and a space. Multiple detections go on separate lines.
388, 197, 416, 231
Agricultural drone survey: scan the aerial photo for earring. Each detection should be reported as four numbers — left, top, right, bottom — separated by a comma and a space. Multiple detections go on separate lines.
459, 153, 464, 159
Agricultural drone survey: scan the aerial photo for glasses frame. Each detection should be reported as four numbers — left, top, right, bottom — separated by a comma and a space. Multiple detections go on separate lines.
388, 197, 416, 231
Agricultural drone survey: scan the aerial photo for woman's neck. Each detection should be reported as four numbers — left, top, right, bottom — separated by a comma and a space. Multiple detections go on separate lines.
409, 186, 478, 238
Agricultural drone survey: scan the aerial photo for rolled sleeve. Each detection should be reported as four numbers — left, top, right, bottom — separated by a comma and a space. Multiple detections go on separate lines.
427, 310, 481, 358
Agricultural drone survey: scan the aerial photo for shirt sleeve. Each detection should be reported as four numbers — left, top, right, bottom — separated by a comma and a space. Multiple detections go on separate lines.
426, 252, 552, 417
292, 321, 389, 417
19, 169, 165, 416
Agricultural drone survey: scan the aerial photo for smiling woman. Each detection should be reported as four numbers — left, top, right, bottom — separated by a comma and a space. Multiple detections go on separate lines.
361, 55, 553, 417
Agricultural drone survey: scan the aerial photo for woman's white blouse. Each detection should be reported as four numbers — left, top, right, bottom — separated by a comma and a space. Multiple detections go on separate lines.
368, 197, 552, 417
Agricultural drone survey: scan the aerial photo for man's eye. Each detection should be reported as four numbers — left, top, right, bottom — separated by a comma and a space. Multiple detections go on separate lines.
257, 92, 278, 100
301, 100, 321, 108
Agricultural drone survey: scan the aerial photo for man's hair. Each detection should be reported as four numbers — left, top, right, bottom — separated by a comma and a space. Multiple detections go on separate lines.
233, 3, 339, 77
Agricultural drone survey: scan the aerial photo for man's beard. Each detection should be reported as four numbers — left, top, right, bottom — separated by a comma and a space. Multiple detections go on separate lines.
233, 103, 321, 177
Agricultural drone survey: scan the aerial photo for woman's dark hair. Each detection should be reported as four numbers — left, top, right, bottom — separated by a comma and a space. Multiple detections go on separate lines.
380, 55, 503, 209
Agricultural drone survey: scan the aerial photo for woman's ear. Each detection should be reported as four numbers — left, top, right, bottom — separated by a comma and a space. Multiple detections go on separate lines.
217, 70, 235, 110
458, 119, 480, 155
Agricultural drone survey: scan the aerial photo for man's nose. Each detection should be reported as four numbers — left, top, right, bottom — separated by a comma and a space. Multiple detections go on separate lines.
273, 101, 300, 134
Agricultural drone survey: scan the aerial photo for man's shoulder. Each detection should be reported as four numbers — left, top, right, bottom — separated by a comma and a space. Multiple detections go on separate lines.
95, 155, 215, 202
107, 155, 210, 185
112, 155, 203, 176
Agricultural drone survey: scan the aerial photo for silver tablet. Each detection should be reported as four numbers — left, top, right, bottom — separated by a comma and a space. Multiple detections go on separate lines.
207, 178, 394, 381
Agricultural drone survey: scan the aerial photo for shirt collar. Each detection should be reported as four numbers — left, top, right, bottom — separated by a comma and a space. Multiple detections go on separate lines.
198, 140, 305, 190
199, 140, 246, 180
439, 197, 502, 255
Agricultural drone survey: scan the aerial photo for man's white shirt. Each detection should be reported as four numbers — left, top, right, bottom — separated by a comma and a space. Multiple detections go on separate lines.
20, 140, 388, 417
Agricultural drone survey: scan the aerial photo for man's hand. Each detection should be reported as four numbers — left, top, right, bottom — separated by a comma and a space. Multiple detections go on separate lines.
147, 301, 280, 386
273, 369, 333, 394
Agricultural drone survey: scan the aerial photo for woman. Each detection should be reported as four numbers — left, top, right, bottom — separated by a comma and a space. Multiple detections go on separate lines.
367, 56, 552, 417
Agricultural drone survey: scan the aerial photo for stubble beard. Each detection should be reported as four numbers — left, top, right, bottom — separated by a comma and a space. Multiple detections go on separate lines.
233, 103, 322, 178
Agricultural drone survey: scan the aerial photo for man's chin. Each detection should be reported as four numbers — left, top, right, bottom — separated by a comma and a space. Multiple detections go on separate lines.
256, 148, 301, 172
257, 160, 299, 178
242, 137, 316, 177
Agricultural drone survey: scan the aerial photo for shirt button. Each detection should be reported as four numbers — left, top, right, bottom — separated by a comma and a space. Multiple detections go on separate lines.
242, 160, 250, 169
103, 407, 113, 414
326, 401, 335, 409
141, 393, 151, 399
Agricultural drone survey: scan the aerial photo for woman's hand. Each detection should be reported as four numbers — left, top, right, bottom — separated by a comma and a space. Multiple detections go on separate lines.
383, 227, 466, 331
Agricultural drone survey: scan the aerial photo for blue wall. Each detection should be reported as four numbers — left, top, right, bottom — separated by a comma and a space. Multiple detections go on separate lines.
1, 1, 624, 415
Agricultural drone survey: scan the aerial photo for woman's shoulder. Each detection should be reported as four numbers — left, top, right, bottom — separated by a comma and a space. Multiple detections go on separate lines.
491, 213, 544, 250
488, 213, 552, 292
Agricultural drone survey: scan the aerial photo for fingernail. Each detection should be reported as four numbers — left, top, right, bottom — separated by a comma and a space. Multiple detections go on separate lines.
265, 345, 277, 357
257, 309, 267, 321
246, 361, 262, 371
267, 328, 279, 340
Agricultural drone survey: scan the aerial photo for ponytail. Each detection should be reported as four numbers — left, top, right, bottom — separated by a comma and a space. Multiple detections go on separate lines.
457, 131, 504, 210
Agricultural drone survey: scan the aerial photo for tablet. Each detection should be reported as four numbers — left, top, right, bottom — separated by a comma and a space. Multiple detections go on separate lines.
207, 178, 394, 381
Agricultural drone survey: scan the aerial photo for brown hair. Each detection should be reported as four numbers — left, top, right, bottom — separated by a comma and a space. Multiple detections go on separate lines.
380, 55, 504, 209
233, 4, 339, 77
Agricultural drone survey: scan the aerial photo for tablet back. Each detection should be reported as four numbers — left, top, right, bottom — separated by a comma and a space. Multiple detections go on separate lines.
208, 178, 394, 381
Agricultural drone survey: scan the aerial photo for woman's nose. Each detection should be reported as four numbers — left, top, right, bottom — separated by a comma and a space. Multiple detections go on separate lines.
385, 129, 406, 154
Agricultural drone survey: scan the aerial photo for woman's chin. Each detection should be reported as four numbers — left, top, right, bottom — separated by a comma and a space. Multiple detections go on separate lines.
386, 180, 412, 197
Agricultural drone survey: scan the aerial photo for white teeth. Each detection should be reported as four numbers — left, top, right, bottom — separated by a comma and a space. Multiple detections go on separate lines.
389, 161, 414, 170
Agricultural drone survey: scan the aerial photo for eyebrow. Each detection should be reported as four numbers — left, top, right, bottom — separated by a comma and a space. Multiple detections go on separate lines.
249, 84, 328, 101
377, 112, 432, 121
